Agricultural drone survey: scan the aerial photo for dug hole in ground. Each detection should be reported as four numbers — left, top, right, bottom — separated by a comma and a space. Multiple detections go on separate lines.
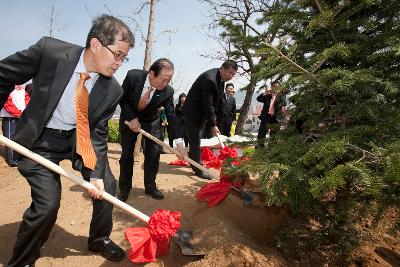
0, 141, 290, 267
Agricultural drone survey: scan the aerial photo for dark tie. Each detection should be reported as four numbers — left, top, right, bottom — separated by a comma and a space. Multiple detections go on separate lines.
75, 73, 97, 170
137, 86, 154, 111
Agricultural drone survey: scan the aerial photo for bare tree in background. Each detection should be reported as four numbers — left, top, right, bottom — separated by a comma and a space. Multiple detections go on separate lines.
170, 67, 189, 97
44, 0, 68, 37
143, 0, 157, 70
129, 0, 173, 70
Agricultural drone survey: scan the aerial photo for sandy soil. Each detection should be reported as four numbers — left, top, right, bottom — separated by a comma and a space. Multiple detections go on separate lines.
0, 142, 289, 267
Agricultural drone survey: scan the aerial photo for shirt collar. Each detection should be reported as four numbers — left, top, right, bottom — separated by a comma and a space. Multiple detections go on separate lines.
144, 75, 156, 90
74, 50, 99, 80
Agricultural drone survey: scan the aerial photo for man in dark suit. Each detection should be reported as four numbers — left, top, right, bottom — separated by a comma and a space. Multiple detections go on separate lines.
118, 58, 186, 202
0, 15, 134, 266
218, 83, 236, 137
183, 60, 238, 179
256, 82, 286, 147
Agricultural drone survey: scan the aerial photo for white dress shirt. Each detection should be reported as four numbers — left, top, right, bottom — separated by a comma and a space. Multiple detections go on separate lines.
46, 51, 99, 130
141, 75, 182, 145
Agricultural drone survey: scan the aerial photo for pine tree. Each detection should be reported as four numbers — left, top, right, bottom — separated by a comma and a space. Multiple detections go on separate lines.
226, 0, 400, 261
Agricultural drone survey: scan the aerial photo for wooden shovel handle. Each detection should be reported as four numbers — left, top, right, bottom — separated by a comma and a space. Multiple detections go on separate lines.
216, 133, 225, 148
124, 121, 219, 180
0, 135, 150, 222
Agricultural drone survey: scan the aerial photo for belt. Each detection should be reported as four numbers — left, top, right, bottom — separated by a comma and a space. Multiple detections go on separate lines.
45, 127, 75, 135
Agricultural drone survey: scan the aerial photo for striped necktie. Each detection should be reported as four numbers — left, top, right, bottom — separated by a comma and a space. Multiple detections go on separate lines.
137, 86, 154, 111
75, 73, 97, 170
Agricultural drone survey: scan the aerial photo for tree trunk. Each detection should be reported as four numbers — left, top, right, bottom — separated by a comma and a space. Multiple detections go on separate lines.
136, 0, 157, 157
49, 4, 55, 37
235, 79, 257, 134
143, 0, 156, 71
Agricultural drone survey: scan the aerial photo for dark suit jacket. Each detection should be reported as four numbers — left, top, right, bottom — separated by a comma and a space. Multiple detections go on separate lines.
119, 69, 181, 139
257, 93, 286, 122
0, 37, 123, 180
219, 93, 236, 123
183, 68, 224, 127
175, 104, 185, 126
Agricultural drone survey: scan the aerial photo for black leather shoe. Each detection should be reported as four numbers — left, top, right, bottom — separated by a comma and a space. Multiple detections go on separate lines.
117, 191, 130, 202
89, 238, 125, 262
7, 162, 18, 167
196, 172, 212, 180
145, 188, 164, 200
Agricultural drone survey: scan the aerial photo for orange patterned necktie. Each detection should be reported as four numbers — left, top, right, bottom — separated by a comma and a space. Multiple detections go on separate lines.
75, 73, 97, 170
137, 86, 154, 111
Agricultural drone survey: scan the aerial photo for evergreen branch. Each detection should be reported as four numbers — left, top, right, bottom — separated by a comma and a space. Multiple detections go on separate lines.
260, 40, 326, 87
313, 0, 337, 42
345, 143, 381, 163
302, 133, 323, 143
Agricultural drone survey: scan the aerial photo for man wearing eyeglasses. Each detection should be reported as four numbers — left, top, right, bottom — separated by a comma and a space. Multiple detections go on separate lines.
183, 60, 238, 179
0, 15, 134, 266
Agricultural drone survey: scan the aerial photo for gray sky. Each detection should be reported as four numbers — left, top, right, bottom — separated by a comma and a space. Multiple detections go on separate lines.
0, 0, 254, 106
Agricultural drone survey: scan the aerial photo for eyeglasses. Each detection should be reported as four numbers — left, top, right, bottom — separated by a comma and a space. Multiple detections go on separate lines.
100, 42, 129, 63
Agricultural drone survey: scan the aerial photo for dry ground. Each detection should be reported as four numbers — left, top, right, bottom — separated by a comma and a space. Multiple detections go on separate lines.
0, 142, 289, 266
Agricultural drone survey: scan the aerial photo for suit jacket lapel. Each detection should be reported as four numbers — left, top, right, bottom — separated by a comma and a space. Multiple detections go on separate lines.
46, 46, 83, 119
89, 76, 110, 120
146, 88, 163, 109
216, 69, 224, 99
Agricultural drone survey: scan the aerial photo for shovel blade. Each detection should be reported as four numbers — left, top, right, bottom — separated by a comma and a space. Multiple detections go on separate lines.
231, 186, 255, 205
174, 230, 206, 256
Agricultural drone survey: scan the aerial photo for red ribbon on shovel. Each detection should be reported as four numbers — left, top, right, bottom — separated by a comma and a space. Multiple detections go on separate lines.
125, 209, 181, 262
0, 135, 181, 263
196, 173, 241, 207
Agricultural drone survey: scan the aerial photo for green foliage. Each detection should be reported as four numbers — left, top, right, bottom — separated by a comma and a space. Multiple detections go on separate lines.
214, 0, 400, 261
108, 119, 120, 143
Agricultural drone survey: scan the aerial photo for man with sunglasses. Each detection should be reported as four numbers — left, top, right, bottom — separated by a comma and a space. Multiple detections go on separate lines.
0, 15, 134, 266
183, 60, 238, 179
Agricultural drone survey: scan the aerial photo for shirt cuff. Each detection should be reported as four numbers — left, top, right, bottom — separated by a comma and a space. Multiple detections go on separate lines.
174, 138, 183, 145
90, 177, 99, 181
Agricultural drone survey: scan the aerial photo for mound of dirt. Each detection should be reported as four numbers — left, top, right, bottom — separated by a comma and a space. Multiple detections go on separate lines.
0, 142, 289, 266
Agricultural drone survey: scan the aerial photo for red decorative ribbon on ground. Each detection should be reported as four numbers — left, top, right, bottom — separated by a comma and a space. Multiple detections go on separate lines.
196, 146, 244, 207
217, 146, 239, 160
196, 172, 241, 207
201, 147, 222, 169
168, 159, 190, 166
168, 146, 241, 170
125, 209, 181, 263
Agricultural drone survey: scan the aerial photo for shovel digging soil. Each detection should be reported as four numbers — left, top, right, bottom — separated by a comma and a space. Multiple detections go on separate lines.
215, 134, 262, 206
141, 123, 261, 206
0, 135, 204, 261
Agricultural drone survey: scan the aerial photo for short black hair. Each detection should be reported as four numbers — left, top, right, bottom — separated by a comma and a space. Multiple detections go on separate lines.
149, 58, 174, 77
225, 83, 234, 89
86, 14, 134, 48
221, 59, 238, 70
179, 93, 186, 98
